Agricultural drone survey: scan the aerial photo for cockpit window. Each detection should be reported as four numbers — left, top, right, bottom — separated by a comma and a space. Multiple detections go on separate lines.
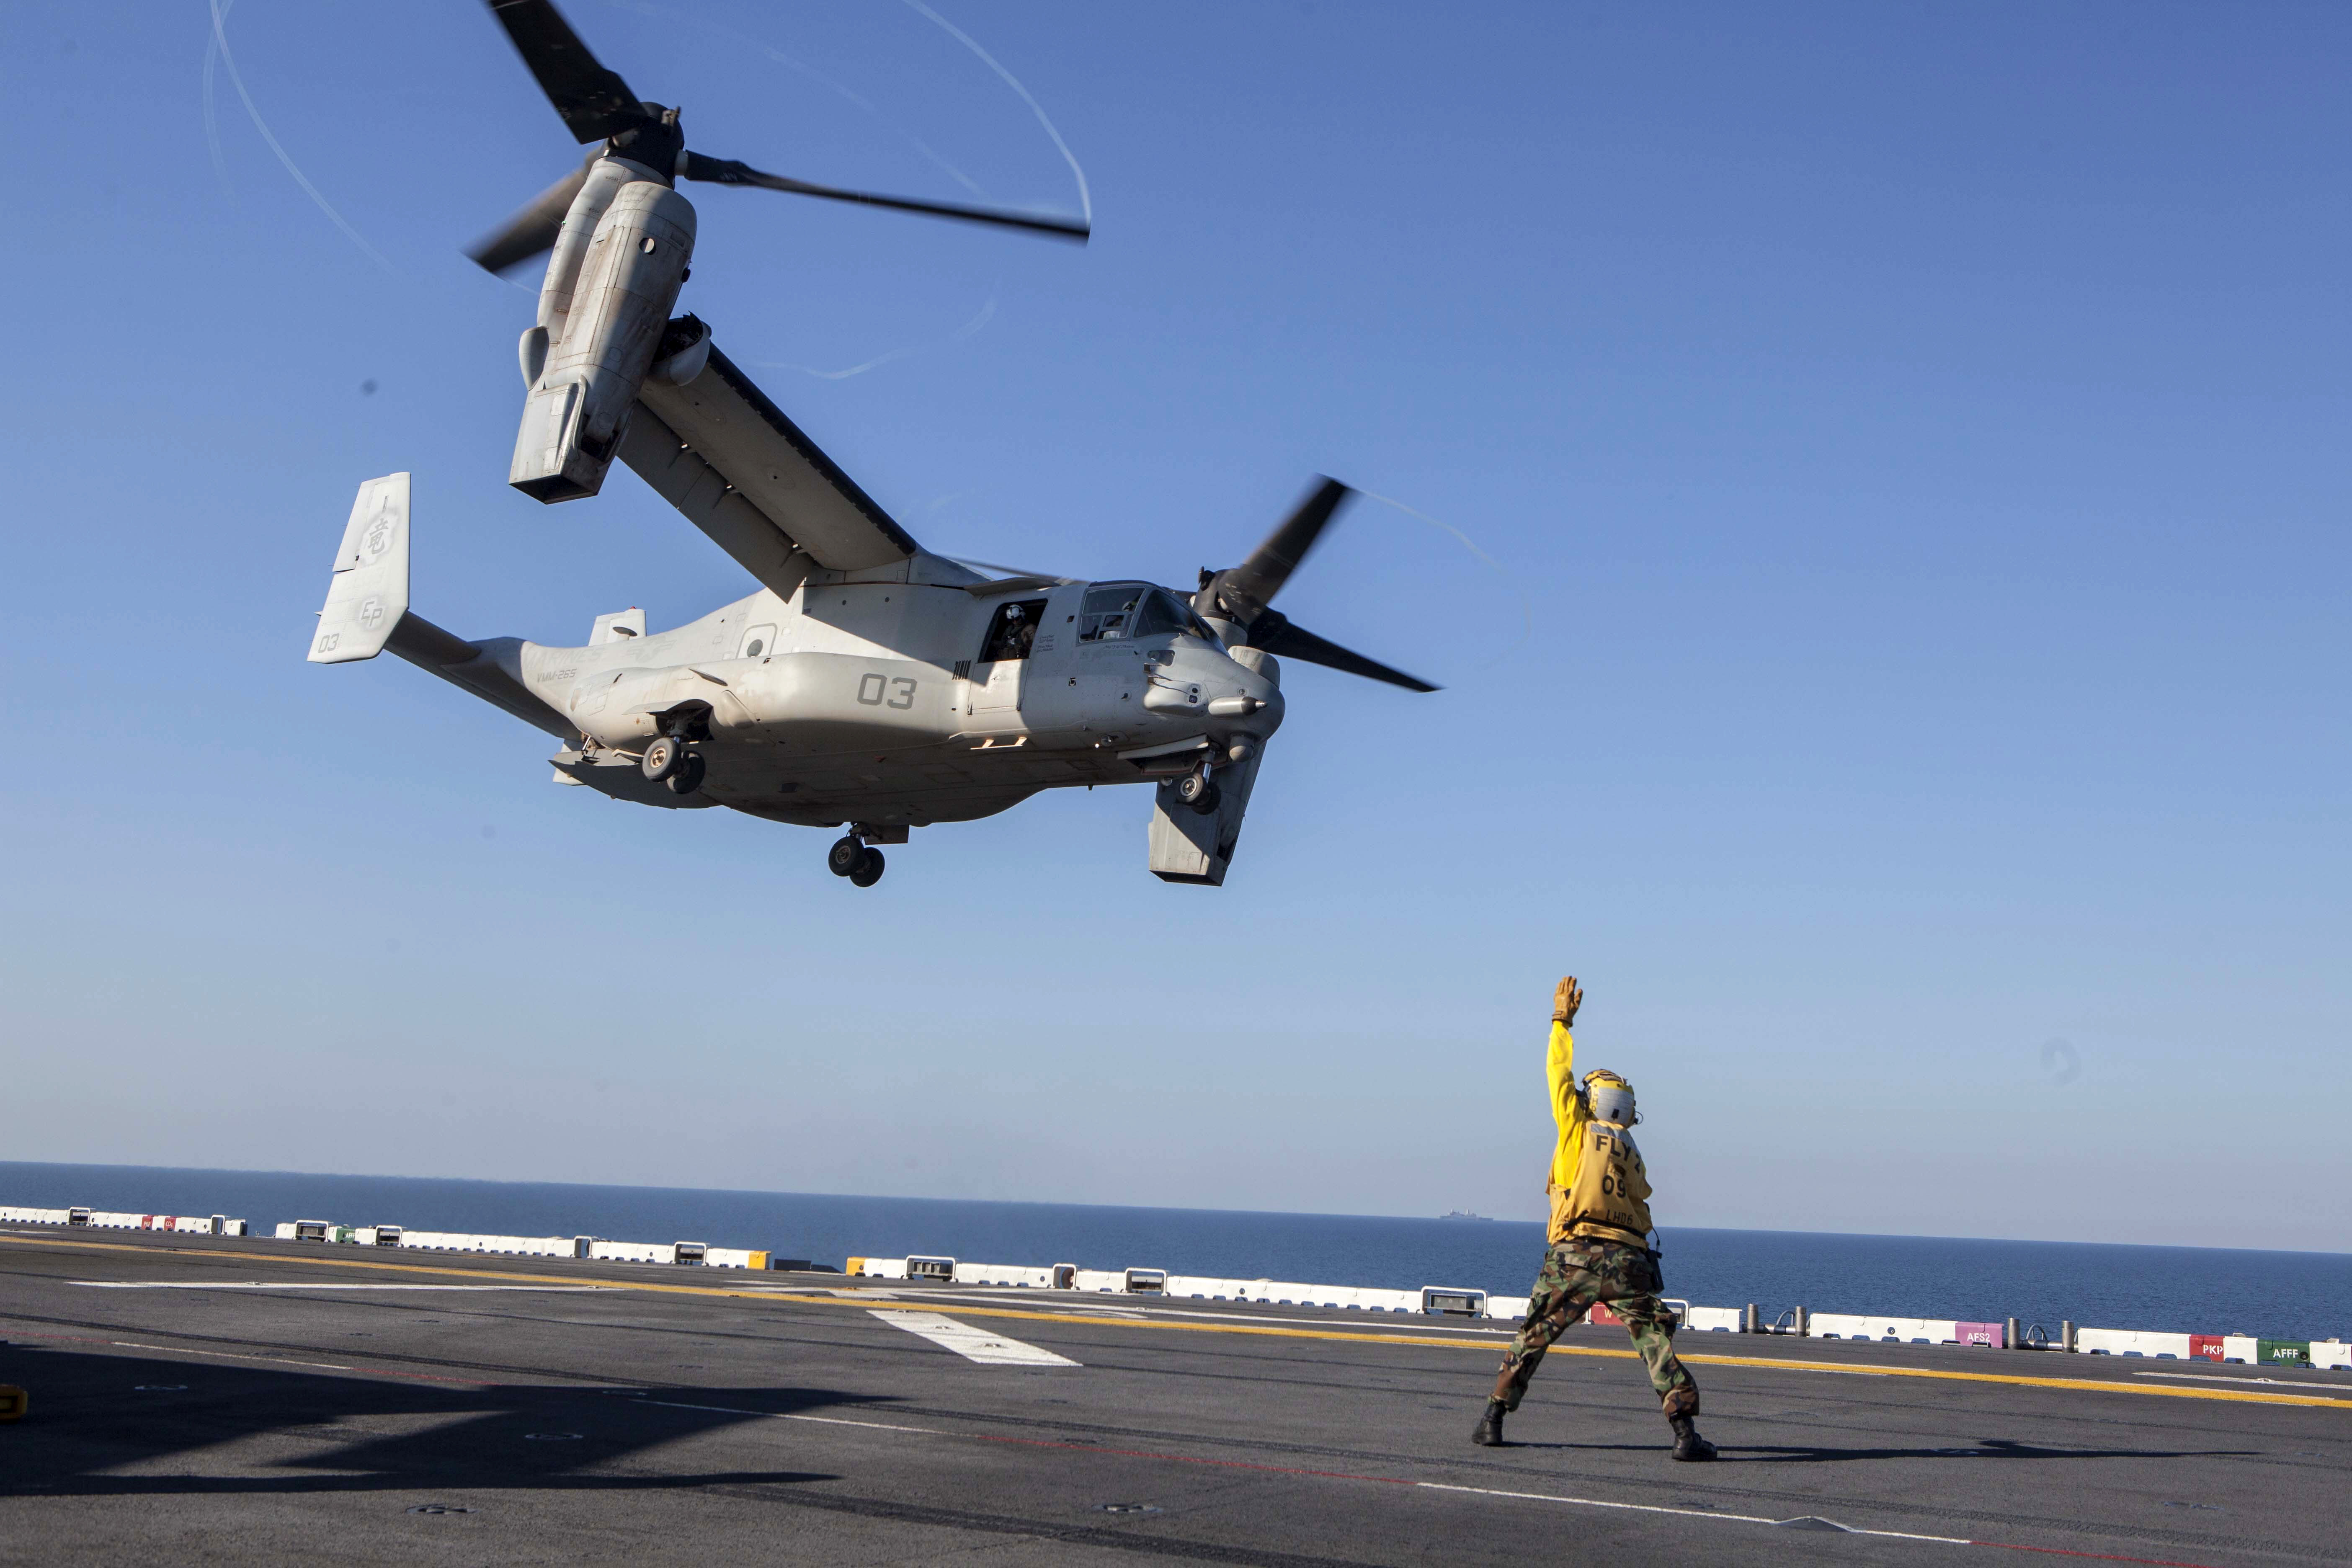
1078, 584, 1146, 642
1083, 584, 1212, 643
1133, 589, 1205, 640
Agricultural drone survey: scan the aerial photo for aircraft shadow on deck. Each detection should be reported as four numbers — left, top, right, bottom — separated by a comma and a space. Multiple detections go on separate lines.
0, 1344, 882, 1499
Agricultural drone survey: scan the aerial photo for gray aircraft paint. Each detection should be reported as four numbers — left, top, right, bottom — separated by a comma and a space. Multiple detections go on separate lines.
313, 477, 1286, 879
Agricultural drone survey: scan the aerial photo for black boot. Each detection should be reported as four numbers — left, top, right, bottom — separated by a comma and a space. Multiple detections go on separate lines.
1471, 1398, 1508, 1447
1668, 1413, 1717, 1462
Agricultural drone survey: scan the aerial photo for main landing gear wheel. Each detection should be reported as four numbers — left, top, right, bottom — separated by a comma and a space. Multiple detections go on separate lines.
848, 848, 885, 887
640, 735, 687, 782
665, 753, 706, 795
1176, 771, 1222, 816
827, 836, 867, 877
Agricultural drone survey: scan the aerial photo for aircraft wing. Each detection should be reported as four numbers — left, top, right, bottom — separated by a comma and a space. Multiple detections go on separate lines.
625, 343, 919, 584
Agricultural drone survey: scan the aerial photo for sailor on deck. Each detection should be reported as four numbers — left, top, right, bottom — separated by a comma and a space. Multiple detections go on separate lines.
1473, 976, 1718, 1462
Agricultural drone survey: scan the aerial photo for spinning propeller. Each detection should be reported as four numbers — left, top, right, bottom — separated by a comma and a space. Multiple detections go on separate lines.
1196, 480, 1438, 693
468, 0, 1090, 273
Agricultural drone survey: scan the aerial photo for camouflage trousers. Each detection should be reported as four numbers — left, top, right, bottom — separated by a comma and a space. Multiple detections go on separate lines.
1489, 1237, 1700, 1419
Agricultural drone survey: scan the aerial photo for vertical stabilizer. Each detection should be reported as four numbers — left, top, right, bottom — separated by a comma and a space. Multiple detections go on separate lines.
310, 474, 411, 663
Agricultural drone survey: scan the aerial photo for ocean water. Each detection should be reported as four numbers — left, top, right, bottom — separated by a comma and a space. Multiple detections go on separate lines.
5, 1161, 2346, 1343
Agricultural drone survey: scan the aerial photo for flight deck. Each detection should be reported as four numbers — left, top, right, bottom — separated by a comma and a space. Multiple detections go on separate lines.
2, 1227, 2346, 1567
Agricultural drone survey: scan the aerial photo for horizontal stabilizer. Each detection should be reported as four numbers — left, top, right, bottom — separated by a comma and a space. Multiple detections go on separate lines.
309, 473, 410, 663
383, 614, 573, 740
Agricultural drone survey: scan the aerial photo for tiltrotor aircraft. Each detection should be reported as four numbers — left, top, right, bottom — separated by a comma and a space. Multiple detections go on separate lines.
310, 0, 1433, 887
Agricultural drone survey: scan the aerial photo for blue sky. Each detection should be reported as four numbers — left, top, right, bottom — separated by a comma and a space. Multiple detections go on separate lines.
2, 2, 2344, 1249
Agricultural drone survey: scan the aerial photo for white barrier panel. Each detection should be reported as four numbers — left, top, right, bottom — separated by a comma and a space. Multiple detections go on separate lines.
702, 1248, 767, 1270
1159, 1277, 1425, 1313
2079, 1328, 2194, 1358
854, 1253, 1530, 1319
393, 1230, 463, 1251
398, 1231, 577, 1258
2222, 1334, 2259, 1364
1685, 1305, 1744, 1333
956, 1262, 1058, 1288
1, 1207, 245, 1234
1812, 1314, 1960, 1345
590, 1240, 677, 1265
2313, 1340, 2352, 1370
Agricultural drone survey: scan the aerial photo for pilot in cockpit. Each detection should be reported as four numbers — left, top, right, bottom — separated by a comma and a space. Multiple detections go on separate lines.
982, 603, 1037, 663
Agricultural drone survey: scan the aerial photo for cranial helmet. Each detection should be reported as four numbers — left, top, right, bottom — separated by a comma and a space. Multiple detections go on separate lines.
1583, 1070, 1638, 1126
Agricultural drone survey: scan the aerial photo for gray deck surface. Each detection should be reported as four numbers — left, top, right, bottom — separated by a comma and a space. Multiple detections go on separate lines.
2, 1227, 2345, 1566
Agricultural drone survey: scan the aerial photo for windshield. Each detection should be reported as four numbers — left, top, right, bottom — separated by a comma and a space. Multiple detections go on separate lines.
1078, 584, 1145, 642
1135, 588, 1214, 641
1081, 583, 1215, 644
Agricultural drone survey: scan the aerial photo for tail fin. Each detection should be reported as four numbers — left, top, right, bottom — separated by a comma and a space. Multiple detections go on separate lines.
309, 473, 410, 663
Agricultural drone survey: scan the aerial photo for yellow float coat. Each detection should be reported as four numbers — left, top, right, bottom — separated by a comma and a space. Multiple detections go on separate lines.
1543, 1022, 1653, 1246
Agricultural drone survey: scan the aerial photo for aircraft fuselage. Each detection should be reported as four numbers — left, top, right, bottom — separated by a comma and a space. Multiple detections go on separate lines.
525, 554, 1284, 832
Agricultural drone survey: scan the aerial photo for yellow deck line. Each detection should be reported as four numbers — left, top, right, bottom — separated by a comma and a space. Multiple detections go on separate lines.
5, 1233, 2347, 1411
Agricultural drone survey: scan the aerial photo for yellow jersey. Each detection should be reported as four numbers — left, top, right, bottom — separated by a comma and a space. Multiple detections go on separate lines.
1543, 1022, 1653, 1246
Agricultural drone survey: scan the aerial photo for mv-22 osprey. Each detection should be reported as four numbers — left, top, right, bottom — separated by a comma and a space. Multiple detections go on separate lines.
310, 0, 1433, 888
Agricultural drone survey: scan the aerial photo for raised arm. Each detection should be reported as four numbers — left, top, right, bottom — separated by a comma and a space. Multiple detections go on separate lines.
1547, 976, 1584, 1133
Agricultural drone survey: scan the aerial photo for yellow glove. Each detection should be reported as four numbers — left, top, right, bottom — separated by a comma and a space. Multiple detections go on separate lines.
1553, 976, 1583, 1026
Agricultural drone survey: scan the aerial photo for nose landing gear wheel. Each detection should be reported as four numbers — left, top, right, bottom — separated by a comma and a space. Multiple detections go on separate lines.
1176, 771, 1222, 816
848, 848, 885, 887
665, 753, 706, 795
827, 836, 866, 877
641, 735, 687, 782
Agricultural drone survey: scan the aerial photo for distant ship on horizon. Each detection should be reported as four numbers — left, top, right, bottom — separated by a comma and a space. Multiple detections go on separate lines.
1439, 1210, 1494, 1222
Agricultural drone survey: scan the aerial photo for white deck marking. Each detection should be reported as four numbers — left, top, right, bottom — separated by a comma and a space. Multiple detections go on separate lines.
645, 1398, 944, 1434
2136, 1369, 2352, 1394
1418, 1483, 1972, 1544
70, 1281, 606, 1292
870, 1309, 1080, 1366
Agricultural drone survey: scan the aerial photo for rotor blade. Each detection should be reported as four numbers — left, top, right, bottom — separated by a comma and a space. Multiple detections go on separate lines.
485, 0, 646, 143
466, 158, 593, 273
1219, 477, 1351, 616
1246, 609, 1437, 693
681, 153, 1089, 242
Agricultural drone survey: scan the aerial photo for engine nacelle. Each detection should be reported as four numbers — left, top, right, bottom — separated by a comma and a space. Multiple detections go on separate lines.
510, 177, 697, 504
